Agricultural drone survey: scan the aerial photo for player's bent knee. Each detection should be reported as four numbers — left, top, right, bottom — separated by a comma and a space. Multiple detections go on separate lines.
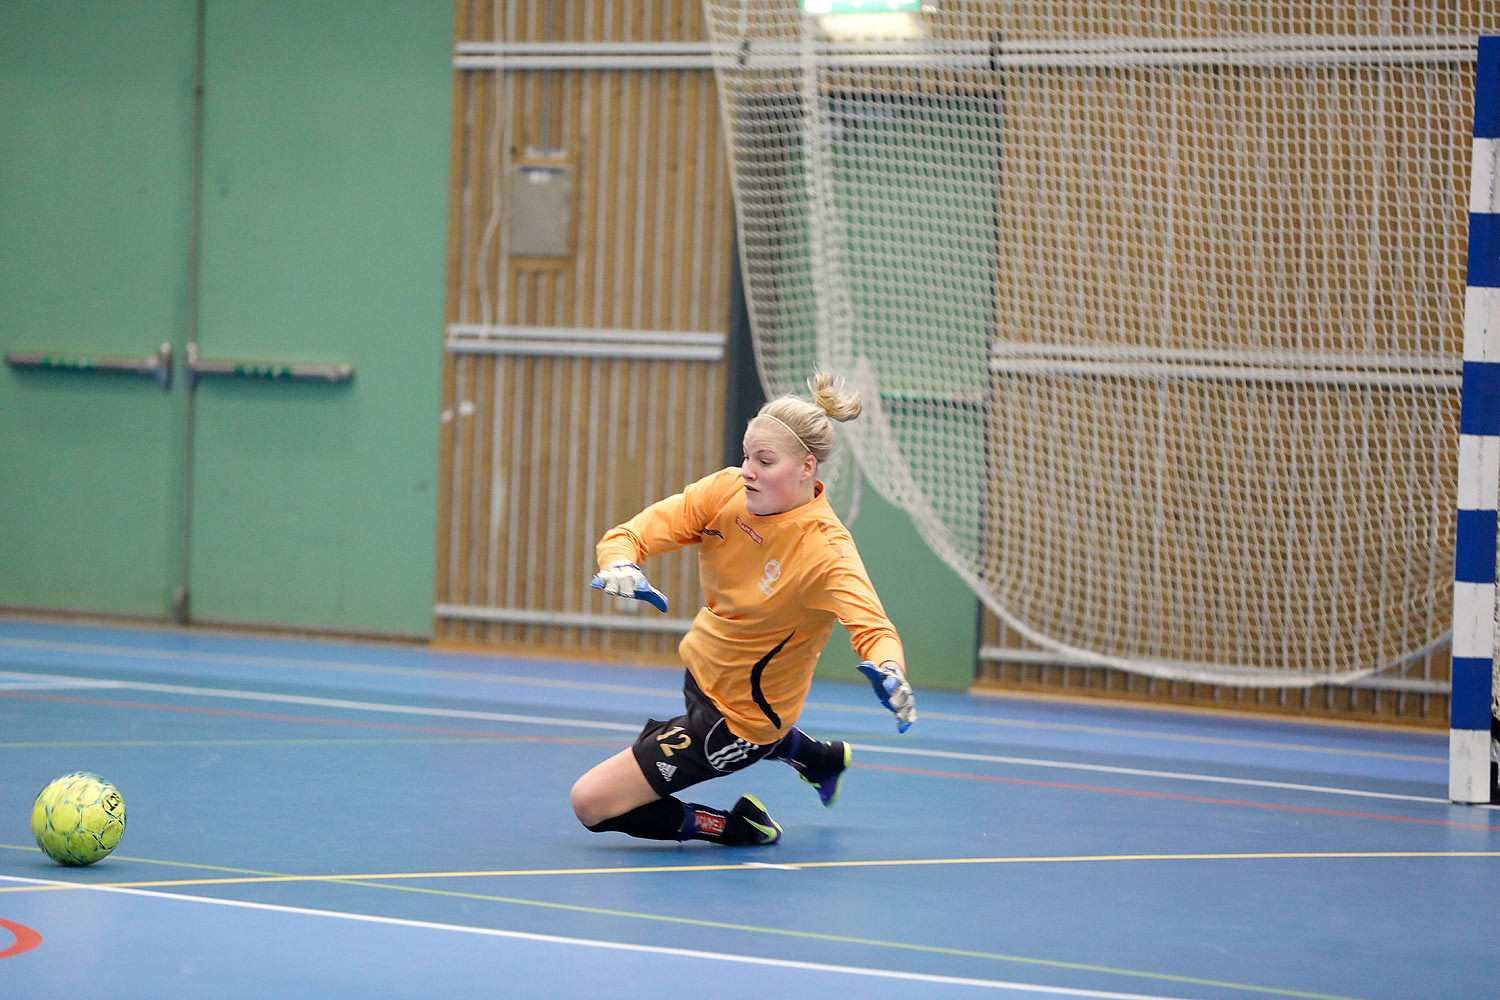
570, 776, 609, 827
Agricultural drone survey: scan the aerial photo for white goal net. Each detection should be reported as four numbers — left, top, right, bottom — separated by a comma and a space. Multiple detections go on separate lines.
703, 1, 1500, 687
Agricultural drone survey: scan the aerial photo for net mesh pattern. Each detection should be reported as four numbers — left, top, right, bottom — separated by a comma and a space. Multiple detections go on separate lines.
703, 2, 1498, 686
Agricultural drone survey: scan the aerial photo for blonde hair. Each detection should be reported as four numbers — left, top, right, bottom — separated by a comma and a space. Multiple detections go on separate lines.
753, 370, 862, 463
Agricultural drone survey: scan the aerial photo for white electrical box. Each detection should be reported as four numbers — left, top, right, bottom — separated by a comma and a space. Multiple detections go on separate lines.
509, 163, 573, 258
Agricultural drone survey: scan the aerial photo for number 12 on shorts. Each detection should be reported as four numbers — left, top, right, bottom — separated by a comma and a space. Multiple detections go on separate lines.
656, 727, 691, 757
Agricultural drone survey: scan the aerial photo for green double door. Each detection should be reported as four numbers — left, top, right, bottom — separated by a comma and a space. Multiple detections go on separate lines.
0, 2, 451, 636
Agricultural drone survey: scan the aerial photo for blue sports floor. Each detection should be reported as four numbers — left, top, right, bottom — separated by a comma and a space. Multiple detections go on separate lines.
1, 616, 1497, 999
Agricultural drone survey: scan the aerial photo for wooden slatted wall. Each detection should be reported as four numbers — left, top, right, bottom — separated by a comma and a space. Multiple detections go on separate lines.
436, 0, 732, 660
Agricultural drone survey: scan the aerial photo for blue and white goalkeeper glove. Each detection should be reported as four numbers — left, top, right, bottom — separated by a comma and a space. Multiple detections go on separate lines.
857, 661, 916, 733
590, 560, 669, 613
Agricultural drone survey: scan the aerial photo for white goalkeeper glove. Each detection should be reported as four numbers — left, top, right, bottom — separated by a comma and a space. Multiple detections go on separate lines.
589, 561, 669, 612
856, 660, 916, 733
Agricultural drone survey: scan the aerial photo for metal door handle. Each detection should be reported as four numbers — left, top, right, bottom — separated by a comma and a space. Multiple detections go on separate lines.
184, 343, 353, 388
4, 342, 174, 390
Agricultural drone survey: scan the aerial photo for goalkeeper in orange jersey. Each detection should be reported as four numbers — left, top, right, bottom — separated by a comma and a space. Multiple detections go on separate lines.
571, 370, 916, 846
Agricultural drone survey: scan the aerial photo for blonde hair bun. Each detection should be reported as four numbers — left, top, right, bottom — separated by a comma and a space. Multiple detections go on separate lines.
807, 370, 862, 422
754, 369, 861, 463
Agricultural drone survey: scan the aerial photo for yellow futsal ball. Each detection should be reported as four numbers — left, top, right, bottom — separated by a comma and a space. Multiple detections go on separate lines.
31, 772, 126, 867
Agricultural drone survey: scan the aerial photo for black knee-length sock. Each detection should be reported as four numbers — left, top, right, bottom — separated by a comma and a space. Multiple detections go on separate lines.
586, 796, 751, 845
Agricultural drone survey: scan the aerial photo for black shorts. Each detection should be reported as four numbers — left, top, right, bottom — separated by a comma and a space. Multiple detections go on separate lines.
633, 671, 779, 797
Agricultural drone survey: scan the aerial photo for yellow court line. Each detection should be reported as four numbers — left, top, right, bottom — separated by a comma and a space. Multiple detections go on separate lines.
0, 865, 1368, 1000
289, 877, 1368, 1000
4, 848, 1497, 893
0, 845, 288, 881
3, 842, 1491, 1000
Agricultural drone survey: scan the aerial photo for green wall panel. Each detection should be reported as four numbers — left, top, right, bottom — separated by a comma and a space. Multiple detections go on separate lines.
0, 1, 195, 616
188, 1, 451, 634
1, 1, 451, 635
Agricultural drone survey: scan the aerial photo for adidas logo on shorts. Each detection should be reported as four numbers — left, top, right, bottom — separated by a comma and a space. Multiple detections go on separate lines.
656, 761, 678, 782
707, 738, 755, 771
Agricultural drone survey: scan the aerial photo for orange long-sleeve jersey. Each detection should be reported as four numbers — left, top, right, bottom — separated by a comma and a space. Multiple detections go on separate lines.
597, 467, 904, 745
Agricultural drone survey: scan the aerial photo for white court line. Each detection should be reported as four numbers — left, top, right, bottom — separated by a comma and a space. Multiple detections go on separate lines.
0, 635, 1444, 763
0, 874, 1208, 1000
0, 673, 121, 692
0, 636, 682, 697
849, 745, 1494, 808
1, 669, 1486, 809
0, 670, 638, 734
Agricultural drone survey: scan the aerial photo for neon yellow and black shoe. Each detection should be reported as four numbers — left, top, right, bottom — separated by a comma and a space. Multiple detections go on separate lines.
801, 741, 850, 808
730, 794, 783, 846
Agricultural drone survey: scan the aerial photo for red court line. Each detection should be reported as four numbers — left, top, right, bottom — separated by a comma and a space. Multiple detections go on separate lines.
0, 917, 43, 960
7, 690, 1492, 832
857, 762, 1500, 831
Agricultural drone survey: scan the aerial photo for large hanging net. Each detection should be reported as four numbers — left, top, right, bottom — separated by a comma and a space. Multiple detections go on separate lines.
704, 2, 1498, 685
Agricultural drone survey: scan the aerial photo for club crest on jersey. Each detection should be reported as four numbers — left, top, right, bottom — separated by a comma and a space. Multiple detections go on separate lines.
758, 559, 781, 596
735, 516, 763, 545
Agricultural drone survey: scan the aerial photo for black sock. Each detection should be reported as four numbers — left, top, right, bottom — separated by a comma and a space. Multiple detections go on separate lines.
586, 797, 690, 840
586, 797, 751, 845
770, 727, 840, 776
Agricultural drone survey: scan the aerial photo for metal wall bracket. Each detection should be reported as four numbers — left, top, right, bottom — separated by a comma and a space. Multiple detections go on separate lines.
4, 342, 174, 390
184, 343, 353, 388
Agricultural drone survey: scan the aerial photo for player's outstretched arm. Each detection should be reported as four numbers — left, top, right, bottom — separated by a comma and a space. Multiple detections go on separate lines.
590, 560, 669, 613
857, 660, 916, 733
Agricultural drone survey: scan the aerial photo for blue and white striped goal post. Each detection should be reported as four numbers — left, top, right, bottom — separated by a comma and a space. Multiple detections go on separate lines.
1451, 35, 1500, 805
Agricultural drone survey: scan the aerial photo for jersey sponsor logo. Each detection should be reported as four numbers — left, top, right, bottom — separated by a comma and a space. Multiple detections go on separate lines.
656, 761, 678, 782
734, 516, 763, 545
694, 809, 726, 836
757, 559, 782, 596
